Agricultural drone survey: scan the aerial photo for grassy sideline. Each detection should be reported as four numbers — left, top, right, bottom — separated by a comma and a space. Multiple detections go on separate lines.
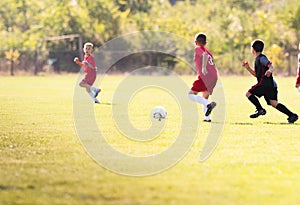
0, 74, 300, 205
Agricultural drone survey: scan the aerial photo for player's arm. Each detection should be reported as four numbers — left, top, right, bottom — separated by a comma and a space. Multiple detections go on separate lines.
201, 52, 208, 75
261, 56, 273, 77
194, 48, 207, 75
242, 60, 256, 77
265, 63, 274, 77
82, 61, 95, 69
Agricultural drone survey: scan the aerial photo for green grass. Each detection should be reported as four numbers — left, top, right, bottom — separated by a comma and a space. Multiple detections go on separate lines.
0, 74, 300, 205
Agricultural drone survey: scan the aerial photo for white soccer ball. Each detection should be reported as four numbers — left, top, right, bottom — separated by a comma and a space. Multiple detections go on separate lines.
152, 106, 167, 121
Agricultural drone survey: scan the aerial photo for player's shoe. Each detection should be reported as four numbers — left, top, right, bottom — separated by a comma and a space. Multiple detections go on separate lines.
203, 119, 212, 122
249, 108, 266, 118
94, 99, 100, 104
94, 88, 101, 98
205, 102, 216, 116
288, 113, 298, 124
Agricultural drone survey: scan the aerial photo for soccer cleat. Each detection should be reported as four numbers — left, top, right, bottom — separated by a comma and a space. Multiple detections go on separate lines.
94, 88, 101, 98
94, 99, 100, 104
288, 113, 298, 124
205, 102, 216, 116
203, 119, 212, 122
249, 109, 266, 118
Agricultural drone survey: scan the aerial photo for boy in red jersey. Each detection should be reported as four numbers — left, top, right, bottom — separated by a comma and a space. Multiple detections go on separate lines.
188, 33, 218, 122
74, 42, 101, 103
242, 39, 298, 123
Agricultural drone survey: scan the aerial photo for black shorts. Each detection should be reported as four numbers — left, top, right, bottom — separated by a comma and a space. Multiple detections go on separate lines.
248, 85, 278, 105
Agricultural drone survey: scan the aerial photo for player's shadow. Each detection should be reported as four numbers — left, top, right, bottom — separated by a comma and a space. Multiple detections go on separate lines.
210, 121, 253, 125
263, 122, 298, 125
98, 102, 115, 106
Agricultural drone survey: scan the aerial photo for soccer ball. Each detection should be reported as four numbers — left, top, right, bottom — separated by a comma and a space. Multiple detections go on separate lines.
152, 106, 167, 121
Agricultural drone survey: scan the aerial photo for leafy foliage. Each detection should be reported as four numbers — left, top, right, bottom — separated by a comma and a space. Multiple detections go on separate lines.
0, 0, 300, 74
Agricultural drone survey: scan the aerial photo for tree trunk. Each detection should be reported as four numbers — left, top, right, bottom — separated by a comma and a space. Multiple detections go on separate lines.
10, 59, 14, 76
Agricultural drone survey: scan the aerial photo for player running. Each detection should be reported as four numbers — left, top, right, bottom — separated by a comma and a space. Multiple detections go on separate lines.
242, 39, 298, 123
74, 42, 101, 103
188, 33, 218, 122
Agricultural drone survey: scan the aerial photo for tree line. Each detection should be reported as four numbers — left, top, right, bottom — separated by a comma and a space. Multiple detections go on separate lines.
0, 0, 300, 75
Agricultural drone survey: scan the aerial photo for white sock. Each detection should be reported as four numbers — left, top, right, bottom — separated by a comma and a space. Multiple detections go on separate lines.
188, 94, 209, 106
90, 86, 98, 93
203, 105, 210, 121
88, 92, 96, 101
298, 87, 300, 93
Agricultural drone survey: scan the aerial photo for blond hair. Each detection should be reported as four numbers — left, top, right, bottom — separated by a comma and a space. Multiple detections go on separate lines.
83, 42, 93, 49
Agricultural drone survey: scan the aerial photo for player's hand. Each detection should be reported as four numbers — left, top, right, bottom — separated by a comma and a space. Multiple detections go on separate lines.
265, 70, 272, 77
242, 60, 249, 68
74, 57, 84, 66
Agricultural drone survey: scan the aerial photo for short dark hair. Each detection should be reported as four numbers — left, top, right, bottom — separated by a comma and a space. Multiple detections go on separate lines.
251, 39, 264, 52
195, 33, 207, 45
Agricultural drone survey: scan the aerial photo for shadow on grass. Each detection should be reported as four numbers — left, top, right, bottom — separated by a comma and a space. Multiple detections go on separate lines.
221, 121, 299, 126
263, 122, 299, 125
211, 121, 253, 125
98, 102, 115, 106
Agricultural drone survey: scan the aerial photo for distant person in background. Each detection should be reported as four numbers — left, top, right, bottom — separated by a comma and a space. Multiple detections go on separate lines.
242, 39, 298, 123
296, 48, 300, 92
74, 42, 101, 103
188, 33, 218, 122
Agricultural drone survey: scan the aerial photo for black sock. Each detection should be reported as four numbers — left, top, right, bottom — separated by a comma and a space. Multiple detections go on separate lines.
276, 103, 293, 117
248, 95, 263, 110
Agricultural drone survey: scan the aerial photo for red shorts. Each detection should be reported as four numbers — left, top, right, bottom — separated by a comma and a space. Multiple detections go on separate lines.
191, 75, 217, 94
81, 73, 96, 86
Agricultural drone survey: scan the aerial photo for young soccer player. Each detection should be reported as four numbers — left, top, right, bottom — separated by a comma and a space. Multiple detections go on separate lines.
74, 42, 101, 103
242, 39, 298, 123
188, 33, 217, 122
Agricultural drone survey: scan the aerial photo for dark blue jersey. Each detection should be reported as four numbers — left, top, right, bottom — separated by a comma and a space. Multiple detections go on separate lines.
255, 54, 277, 87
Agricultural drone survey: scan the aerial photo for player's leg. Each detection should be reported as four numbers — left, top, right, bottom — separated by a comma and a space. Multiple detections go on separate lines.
188, 78, 210, 105
79, 81, 91, 92
202, 91, 211, 122
202, 91, 216, 117
79, 81, 99, 103
90, 86, 101, 97
270, 100, 298, 123
267, 87, 297, 123
83, 75, 100, 100
246, 90, 266, 118
188, 90, 209, 105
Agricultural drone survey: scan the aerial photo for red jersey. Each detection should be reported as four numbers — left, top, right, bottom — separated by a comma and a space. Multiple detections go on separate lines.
194, 46, 217, 78
192, 46, 218, 94
82, 54, 96, 85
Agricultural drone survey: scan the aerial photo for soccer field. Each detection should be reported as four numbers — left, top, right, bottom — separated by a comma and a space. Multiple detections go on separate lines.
0, 74, 300, 205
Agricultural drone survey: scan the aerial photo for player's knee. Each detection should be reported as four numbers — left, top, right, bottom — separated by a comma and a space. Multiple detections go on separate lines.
79, 81, 84, 87
270, 100, 278, 108
245, 92, 251, 98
